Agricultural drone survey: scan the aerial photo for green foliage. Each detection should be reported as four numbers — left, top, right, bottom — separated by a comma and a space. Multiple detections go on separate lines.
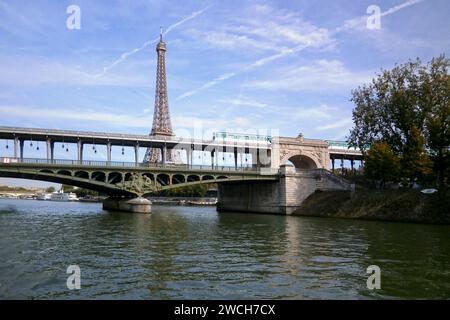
61, 184, 75, 192
424, 57, 450, 186
74, 188, 99, 197
401, 126, 434, 185
158, 184, 210, 197
364, 142, 400, 188
45, 186, 56, 193
0, 185, 28, 192
348, 55, 450, 187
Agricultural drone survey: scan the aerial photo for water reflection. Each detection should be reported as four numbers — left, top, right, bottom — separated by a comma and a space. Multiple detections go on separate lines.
0, 199, 449, 299
360, 221, 450, 299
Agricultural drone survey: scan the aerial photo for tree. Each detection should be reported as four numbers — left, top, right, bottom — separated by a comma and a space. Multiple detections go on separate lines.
45, 186, 56, 193
423, 56, 450, 187
364, 142, 400, 189
401, 126, 433, 185
74, 188, 99, 197
348, 55, 450, 187
159, 184, 210, 197
58, 184, 99, 197
62, 184, 76, 192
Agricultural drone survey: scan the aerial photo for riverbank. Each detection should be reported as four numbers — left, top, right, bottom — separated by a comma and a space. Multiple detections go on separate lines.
148, 197, 217, 206
293, 189, 450, 224
0, 195, 218, 206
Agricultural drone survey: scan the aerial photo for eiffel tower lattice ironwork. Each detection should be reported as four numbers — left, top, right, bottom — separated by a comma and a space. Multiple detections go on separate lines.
143, 29, 176, 163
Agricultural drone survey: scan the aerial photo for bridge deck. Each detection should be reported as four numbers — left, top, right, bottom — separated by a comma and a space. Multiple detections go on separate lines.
329, 148, 364, 160
0, 126, 271, 150
0, 126, 364, 163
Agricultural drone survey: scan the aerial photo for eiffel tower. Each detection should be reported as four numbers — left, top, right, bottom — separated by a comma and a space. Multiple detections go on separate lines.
143, 29, 176, 163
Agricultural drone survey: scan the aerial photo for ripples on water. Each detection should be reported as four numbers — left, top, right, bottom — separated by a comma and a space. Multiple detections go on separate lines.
0, 199, 449, 299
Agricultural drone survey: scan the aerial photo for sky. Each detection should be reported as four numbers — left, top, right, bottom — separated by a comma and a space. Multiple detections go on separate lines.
0, 0, 449, 187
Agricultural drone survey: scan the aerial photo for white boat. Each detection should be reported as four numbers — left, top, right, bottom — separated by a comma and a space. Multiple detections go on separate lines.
36, 193, 52, 200
50, 190, 79, 202
421, 188, 438, 194
68, 192, 79, 201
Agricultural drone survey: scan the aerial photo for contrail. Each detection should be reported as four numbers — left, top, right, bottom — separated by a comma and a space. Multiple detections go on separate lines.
93, 5, 212, 78
176, 0, 426, 101
176, 45, 309, 100
336, 0, 425, 32
164, 4, 212, 34
177, 72, 235, 100
382, 0, 424, 16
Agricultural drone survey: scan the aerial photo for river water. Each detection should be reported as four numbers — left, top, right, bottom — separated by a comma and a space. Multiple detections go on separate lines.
0, 199, 449, 299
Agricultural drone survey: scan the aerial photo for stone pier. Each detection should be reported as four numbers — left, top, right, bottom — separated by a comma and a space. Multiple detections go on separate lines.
103, 197, 152, 214
217, 165, 353, 215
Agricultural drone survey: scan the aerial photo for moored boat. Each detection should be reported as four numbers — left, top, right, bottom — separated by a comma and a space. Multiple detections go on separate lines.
36, 193, 52, 200
49, 189, 79, 202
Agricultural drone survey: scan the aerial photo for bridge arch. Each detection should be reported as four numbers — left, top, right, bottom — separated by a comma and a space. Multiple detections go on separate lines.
187, 174, 200, 183
172, 174, 186, 185
91, 171, 106, 182
142, 172, 155, 183
40, 169, 55, 174
156, 173, 170, 186
57, 170, 72, 177
202, 175, 215, 182
286, 154, 319, 170
74, 170, 89, 179
108, 172, 123, 184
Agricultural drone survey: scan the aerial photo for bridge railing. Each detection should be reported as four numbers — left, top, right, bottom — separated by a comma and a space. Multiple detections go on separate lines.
0, 157, 262, 173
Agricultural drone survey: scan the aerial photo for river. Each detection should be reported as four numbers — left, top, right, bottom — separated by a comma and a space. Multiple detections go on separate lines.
0, 199, 448, 299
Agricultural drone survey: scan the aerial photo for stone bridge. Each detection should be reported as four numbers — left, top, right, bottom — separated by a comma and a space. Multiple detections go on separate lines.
218, 165, 354, 215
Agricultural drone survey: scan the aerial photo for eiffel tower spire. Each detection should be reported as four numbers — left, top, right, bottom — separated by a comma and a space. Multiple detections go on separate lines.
144, 29, 175, 163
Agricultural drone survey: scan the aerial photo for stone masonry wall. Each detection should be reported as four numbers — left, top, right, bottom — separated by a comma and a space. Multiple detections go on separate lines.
217, 180, 282, 214
217, 165, 353, 215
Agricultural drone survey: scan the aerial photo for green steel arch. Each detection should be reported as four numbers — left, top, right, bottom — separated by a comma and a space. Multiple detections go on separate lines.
0, 159, 277, 197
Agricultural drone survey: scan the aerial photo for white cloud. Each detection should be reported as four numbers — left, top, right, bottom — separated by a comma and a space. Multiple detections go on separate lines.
0, 105, 150, 128
317, 118, 353, 131
247, 60, 372, 92
0, 0, 48, 37
0, 55, 150, 87
292, 104, 338, 120
186, 3, 335, 52
93, 5, 212, 78
192, 30, 281, 52
233, 21, 333, 51
218, 97, 267, 108
0, 105, 265, 133
172, 115, 260, 131
176, 0, 426, 100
